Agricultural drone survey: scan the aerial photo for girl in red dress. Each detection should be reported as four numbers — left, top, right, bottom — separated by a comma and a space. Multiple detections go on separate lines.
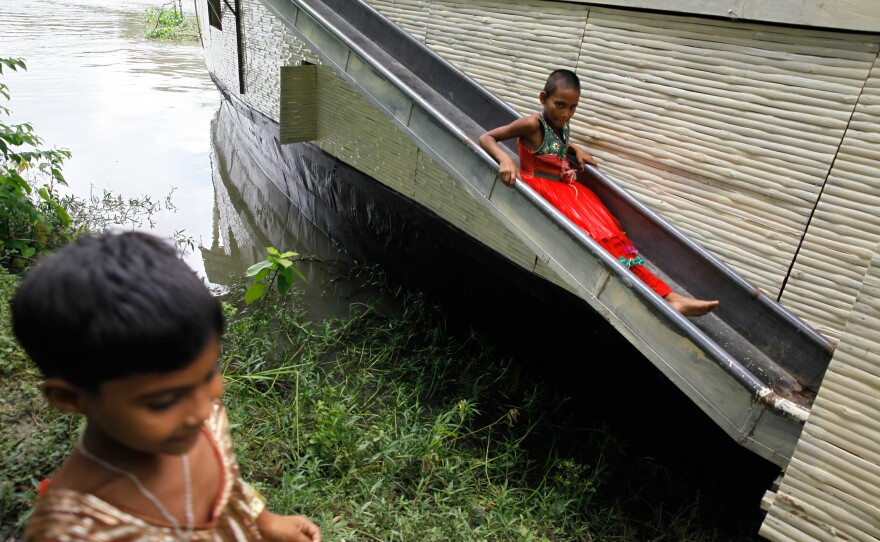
479, 69, 718, 317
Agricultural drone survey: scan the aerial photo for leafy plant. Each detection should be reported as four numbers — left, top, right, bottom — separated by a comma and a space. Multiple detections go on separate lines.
244, 247, 306, 304
144, 2, 198, 41
0, 58, 73, 270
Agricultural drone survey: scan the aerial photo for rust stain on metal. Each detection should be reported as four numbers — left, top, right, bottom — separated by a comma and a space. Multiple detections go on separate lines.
756, 388, 811, 422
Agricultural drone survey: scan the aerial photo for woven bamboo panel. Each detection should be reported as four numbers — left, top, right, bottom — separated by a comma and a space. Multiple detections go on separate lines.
279, 65, 317, 144
577, 8, 879, 296
241, 1, 287, 120
760, 246, 880, 541
419, 0, 589, 117
366, 0, 429, 42
200, 2, 242, 103
780, 56, 880, 341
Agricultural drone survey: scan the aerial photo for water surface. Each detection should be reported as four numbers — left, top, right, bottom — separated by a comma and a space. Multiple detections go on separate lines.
1, 0, 218, 276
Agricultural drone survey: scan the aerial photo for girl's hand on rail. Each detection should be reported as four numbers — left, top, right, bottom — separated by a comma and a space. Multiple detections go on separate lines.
499, 156, 518, 186
574, 146, 597, 170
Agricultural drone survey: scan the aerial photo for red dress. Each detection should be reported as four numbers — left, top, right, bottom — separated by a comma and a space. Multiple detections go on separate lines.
518, 114, 671, 297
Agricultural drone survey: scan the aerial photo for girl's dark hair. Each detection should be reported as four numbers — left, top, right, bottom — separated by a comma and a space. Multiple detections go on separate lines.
544, 69, 581, 96
11, 231, 224, 393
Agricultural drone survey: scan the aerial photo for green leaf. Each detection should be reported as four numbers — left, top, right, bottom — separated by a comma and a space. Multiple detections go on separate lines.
276, 258, 293, 268
244, 282, 267, 304
51, 201, 71, 226
279, 251, 298, 258
266, 246, 280, 256
253, 267, 271, 282
50, 167, 66, 185
277, 267, 293, 295
245, 260, 273, 277
0, 58, 26, 73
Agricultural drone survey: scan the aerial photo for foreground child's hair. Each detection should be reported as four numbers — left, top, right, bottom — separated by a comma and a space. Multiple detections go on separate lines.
12, 231, 224, 392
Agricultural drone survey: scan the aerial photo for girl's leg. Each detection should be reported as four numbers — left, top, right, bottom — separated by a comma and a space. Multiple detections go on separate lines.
525, 177, 718, 316
630, 264, 672, 298
664, 291, 720, 317
599, 236, 718, 316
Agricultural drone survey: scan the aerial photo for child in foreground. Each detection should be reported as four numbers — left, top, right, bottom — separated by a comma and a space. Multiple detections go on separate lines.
479, 69, 719, 317
12, 231, 321, 542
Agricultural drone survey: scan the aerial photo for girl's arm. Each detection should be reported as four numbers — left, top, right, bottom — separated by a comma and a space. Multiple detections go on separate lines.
479, 116, 540, 186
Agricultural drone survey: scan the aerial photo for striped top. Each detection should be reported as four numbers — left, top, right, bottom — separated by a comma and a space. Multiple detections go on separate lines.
24, 403, 266, 541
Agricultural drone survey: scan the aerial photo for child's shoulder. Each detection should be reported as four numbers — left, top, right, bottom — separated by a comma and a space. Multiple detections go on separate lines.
25, 487, 146, 541
516, 113, 543, 134
520, 113, 541, 127
206, 399, 231, 445
36, 447, 111, 495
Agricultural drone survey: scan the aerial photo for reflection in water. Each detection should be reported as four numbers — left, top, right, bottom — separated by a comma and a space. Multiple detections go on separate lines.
0, 0, 218, 277
204, 99, 396, 321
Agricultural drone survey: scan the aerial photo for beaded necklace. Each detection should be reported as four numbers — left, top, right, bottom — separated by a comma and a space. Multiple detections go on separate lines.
76, 433, 194, 540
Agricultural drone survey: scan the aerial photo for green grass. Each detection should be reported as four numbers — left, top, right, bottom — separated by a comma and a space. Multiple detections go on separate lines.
220, 277, 619, 541
0, 268, 79, 539
0, 267, 732, 541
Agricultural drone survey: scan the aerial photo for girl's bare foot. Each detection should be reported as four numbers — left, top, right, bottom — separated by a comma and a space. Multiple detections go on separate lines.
665, 291, 720, 317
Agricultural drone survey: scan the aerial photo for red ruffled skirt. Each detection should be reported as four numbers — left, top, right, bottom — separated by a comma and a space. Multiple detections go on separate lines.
522, 174, 672, 298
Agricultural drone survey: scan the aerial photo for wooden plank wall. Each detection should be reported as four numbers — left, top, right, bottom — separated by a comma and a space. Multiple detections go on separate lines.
367, 0, 880, 341
759, 244, 880, 540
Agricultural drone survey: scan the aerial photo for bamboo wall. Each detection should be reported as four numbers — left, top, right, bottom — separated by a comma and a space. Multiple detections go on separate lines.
367, 0, 880, 342
760, 243, 880, 540
565, 0, 880, 33
780, 56, 880, 346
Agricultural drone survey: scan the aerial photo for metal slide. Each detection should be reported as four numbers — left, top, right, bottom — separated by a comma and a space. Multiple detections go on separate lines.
257, 0, 835, 468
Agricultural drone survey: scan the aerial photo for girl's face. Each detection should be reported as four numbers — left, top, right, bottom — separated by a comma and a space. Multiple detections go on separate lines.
81, 335, 224, 457
540, 86, 580, 129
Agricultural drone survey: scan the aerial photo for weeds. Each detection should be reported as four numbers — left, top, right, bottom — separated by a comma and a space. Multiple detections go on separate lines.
220, 275, 619, 541
1, 265, 738, 541
244, 247, 307, 304
0, 269, 79, 539
0, 58, 73, 270
144, 2, 198, 41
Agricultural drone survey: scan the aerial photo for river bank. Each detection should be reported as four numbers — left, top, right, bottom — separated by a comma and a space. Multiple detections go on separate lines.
1, 261, 772, 541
